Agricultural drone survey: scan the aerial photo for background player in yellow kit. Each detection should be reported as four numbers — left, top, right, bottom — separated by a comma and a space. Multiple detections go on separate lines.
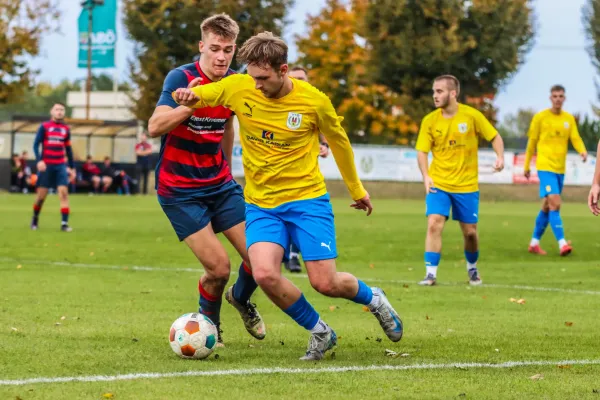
524, 85, 587, 256
416, 75, 505, 286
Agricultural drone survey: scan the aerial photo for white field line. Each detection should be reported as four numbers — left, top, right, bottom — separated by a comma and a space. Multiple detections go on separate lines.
1, 359, 599, 386
2, 257, 600, 296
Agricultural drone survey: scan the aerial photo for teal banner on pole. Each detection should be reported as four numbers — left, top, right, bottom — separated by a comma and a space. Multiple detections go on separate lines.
78, 0, 117, 69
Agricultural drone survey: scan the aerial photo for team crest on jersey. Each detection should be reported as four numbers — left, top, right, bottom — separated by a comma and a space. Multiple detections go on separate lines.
564, 121, 570, 129
286, 112, 302, 130
458, 123, 468, 134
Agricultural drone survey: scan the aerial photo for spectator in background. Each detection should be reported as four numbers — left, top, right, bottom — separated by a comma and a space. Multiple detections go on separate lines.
102, 156, 131, 195
81, 155, 108, 194
135, 132, 153, 194
10, 154, 22, 192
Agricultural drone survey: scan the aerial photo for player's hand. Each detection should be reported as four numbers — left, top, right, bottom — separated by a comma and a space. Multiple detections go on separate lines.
524, 170, 531, 180
319, 144, 329, 158
581, 152, 588, 163
174, 88, 200, 107
424, 175, 436, 193
588, 183, 600, 216
350, 193, 373, 216
187, 77, 203, 89
67, 167, 75, 179
36, 160, 46, 172
493, 157, 505, 172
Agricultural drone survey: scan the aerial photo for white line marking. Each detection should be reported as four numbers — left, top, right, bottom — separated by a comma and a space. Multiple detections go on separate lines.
1, 359, 599, 386
2, 257, 600, 296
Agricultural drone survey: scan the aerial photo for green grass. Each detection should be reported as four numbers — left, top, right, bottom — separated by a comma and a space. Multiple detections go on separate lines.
1, 194, 600, 399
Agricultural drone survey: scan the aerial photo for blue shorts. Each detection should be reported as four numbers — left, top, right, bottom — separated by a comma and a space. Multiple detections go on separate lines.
245, 194, 337, 261
426, 190, 479, 224
538, 171, 564, 198
160, 181, 245, 241
37, 164, 69, 189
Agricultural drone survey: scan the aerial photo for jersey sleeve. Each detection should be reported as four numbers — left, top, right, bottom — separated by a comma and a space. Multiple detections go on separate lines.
524, 113, 541, 171
316, 95, 366, 200
184, 75, 247, 111
415, 115, 433, 153
474, 111, 498, 141
569, 115, 586, 154
33, 124, 45, 161
157, 69, 189, 108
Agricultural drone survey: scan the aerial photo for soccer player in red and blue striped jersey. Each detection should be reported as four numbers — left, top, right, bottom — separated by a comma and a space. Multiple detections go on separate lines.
147, 14, 265, 346
31, 103, 74, 232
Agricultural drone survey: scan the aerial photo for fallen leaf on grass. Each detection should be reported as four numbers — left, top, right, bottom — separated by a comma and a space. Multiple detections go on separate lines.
509, 298, 517, 303
557, 364, 571, 369
369, 263, 375, 269
385, 349, 398, 357
565, 322, 574, 327
592, 389, 599, 393
102, 393, 114, 399
408, 268, 413, 271
403, 284, 409, 288
140, 290, 152, 294
248, 344, 255, 348
425, 315, 430, 320
60, 316, 66, 320
55, 323, 61, 326
16, 265, 22, 269
131, 338, 139, 342
329, 306, 336, 311
481, 296, 487, 300
10, 327, 18, 332
517, 299, 526, 305
362, 306, 370, 312
530, 374, 544, 381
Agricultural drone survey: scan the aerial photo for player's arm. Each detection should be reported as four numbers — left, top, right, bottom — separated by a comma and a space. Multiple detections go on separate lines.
172, 75, 239, 110
222, 118, 235, 163
316, 97, 372, 215
64, 129, 74, 169
318, 132, 330, 157
33, 124, 46, 172
524, 114, 540, 178
148, 70, 196, 138
588, 140, 600, 215
475, 111, 504, 171
569, 116, 587, 161
415, 117, 435, 193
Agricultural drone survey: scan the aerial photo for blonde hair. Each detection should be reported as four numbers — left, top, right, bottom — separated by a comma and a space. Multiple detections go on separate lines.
237, 31, 288, 69
434, 75, 460, 97
201, 13, 239, 41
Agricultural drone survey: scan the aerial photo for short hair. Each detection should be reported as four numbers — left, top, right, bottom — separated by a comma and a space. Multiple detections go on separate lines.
551, 84, 565, 93
104, 156, 111, 161
201, 13, 239, 41
290, 66, 307, 74
52, 102, 66, 108
237, 31, 288, 70
86, 155, 92, 160
434, 75, 460, 97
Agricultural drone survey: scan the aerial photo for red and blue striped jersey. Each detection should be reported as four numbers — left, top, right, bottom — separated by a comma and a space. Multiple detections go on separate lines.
33, 121, 73, 168
155, 62, 234, 199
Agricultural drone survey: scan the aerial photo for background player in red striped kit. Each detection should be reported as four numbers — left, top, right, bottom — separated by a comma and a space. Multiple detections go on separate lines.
31, 103, 74, 232
147, 14, 265, 346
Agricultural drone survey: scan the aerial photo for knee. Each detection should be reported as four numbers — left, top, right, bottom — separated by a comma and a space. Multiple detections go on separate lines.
427, 218, 444, 236
203, 257, 231, 284
548, 196, 561, 211
310, 277, 337, 297
252, 268, 279, 291
463, 228, 478, 242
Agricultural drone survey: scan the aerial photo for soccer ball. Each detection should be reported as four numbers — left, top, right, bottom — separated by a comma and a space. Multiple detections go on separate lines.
169, 312, 218, 359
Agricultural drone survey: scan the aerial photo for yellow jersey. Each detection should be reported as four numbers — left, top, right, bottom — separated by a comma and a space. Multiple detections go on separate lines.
524, 109, 586, 174
415, 104, 498, 193
175, 74, 366, 208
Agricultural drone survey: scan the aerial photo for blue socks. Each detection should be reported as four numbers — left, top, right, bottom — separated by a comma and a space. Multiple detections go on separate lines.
532, 210, 549, 240
549, 210, 565, 241
232, 262, 257, 305
465, 250, 478, 265
352, 280, 373, 305
425, 251, 441, 277
284, 294, 320, 330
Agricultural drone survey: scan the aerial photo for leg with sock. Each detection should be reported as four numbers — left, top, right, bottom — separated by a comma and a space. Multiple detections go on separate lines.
529, 205, 549, 254
31, 189, 47, 230
58, 186, 72, 232
547, 194, 571, 255
420, 215, 445, 286
460, 222, 482, 285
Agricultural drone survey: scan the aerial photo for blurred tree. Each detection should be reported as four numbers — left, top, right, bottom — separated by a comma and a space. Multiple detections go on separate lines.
91, 73, 131, 91
583, 0, 600, 116
575, 114, 600, 152
364, 0, 536, 123
0, 79, 79, 118
0, 0, 60, 104
123, 0, 293, 122
295, 0, 418, 144
497, 108, 536, 138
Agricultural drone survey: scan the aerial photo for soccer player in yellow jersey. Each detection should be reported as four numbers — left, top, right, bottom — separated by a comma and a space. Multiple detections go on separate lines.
415, 75, 505, 286
524, 85, 587, 256
173, 32, 403, 361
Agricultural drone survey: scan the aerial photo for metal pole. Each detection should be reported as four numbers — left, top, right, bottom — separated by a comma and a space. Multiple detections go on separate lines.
85, 0, 93, 120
